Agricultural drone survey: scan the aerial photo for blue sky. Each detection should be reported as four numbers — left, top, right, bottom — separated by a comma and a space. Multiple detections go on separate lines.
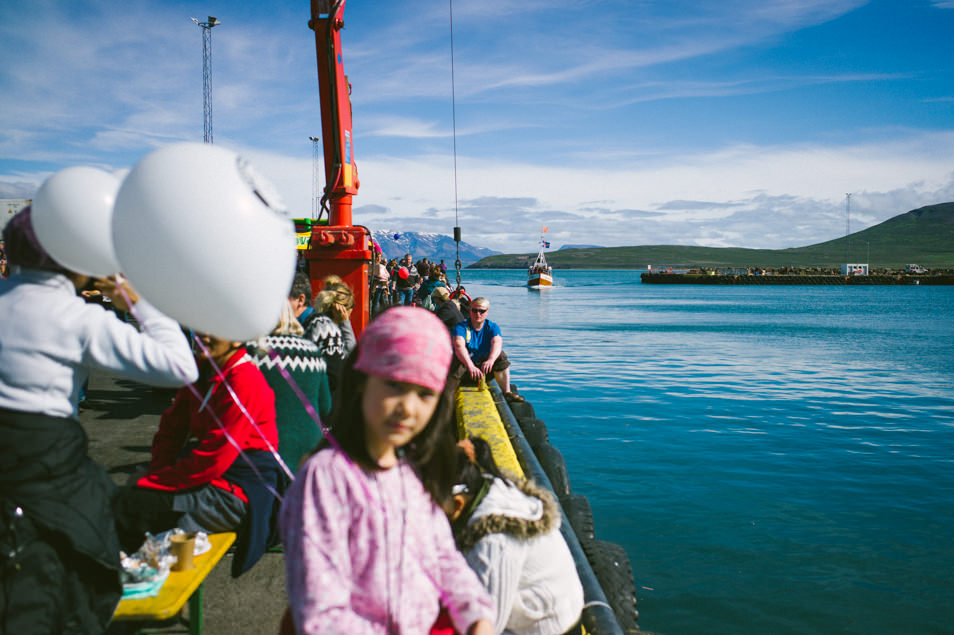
2, 0, 953, 254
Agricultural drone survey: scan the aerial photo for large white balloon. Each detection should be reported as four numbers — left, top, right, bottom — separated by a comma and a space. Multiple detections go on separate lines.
31, 166, 122, 276
112, 143, 297, 341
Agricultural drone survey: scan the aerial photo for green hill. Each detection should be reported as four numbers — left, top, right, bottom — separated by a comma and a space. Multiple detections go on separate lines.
469, 202, 954, 270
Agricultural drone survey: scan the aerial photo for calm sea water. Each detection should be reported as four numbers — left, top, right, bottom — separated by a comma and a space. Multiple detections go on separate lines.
457, 269, 954, 635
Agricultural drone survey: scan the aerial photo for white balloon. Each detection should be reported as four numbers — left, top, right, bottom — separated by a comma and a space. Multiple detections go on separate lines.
31, 166, 121, 276
112, 143, 297, 341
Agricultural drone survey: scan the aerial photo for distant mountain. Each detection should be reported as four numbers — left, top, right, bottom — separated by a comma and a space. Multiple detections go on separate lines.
468, 203, 954, 269
559, 244, 603, 250
370, 230, 500, 267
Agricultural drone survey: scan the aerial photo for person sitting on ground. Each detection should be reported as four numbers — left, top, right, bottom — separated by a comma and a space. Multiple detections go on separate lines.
288, 272, 319, 332
113, 331, 287, 577
433, 285, 465, 332
0, 208, 198, 634
449, 437, 584, 635
451, 297, 523, 402
245, 299, 332, 472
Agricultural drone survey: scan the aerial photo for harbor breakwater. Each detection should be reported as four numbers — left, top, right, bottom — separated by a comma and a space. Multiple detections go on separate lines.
640, 273, 954, 285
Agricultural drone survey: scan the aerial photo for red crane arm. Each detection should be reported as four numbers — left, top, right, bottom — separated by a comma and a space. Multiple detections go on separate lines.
310, 0, 359, 226
307, 0, 371, 336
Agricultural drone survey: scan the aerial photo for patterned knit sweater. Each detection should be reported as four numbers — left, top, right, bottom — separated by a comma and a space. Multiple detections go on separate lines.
245, 335, 332, 472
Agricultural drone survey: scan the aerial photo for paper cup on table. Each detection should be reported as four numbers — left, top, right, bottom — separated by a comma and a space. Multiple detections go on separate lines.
170, 533, 196, 571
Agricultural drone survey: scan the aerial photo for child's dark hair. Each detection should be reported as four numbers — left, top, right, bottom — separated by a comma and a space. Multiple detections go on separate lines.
317, 348, 457, 504
454, 436, 512, 494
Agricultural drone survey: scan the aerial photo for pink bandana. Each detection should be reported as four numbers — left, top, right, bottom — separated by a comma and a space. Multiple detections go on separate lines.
353, 306, 452, 392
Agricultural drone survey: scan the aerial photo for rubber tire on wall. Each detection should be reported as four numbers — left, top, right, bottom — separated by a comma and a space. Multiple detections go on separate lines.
534, 443, 570, 497
518, 417, 549, 449
560, 493, 594, 543
583, 539, 639, 634
507, 400, 535, 421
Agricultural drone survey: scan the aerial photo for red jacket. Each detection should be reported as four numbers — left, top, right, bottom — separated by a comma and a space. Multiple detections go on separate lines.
137, 349, 278, 503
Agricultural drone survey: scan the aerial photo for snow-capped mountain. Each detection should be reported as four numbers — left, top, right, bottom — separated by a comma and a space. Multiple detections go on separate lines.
371, 230, 500, 267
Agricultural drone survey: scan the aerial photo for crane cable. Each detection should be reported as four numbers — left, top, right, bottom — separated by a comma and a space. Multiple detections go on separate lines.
449, 0, 463, 293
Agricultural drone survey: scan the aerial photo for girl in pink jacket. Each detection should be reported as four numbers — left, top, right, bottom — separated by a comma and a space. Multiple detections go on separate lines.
280, 306, 494, 634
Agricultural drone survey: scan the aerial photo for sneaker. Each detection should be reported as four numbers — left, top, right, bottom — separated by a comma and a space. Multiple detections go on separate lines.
504, 392, 525, 403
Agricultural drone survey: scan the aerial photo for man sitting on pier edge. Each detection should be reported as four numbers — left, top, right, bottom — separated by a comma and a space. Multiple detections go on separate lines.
451, 297, 523, 402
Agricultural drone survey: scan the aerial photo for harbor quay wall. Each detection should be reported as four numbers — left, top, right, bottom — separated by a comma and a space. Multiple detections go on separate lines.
640, 273, 954, 285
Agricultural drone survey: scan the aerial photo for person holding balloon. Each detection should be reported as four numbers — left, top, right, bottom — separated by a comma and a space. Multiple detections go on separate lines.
395, 253, 420, 306
112, 327, 288, 577
279, 306, 494, 634
0, 205, 199, 633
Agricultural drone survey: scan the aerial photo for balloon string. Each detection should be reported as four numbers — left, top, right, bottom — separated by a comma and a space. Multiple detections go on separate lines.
113, 280, 448, 611
260, 345, 384, 502
181, 380, 285, 503
263, 346, 329, 439
113, 280, 287, 499
191, 335, 296, 482
229, 345, 460, 622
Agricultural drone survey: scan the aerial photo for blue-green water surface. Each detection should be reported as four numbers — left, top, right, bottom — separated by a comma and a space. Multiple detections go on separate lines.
458, 269, 954, 634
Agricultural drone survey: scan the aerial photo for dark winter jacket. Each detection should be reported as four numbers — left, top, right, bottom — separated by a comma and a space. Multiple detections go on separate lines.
0, 408, 122, 634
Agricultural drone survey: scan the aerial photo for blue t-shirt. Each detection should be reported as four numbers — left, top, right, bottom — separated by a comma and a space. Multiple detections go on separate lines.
453, 318, 501, 363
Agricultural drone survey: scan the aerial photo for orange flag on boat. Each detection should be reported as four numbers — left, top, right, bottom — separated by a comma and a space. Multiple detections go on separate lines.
542, 226, 548, 233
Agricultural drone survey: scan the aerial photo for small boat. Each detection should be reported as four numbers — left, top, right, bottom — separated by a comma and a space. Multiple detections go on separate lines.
527, 234, 553, 287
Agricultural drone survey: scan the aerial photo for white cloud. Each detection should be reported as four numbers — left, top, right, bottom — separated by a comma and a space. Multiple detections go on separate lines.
218, 129, 954, 253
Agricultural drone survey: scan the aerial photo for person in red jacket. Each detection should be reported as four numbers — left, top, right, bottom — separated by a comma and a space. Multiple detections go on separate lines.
114, 333, 287, 575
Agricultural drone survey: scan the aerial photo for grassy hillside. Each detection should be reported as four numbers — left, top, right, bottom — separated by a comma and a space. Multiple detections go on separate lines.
469, 203, 954, 269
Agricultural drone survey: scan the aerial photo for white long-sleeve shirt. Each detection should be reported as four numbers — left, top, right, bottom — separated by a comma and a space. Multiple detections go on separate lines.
0, 268, 198, 418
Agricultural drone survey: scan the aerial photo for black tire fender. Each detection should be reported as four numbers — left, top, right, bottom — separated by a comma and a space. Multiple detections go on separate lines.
507, 400, 536, 421
518, 417, 549, 449
560, 493, 594, 543
583, 539, 639, 632
534, 443, 570, 497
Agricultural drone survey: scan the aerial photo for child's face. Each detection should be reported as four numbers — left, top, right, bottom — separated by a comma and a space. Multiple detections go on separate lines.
362, 375, 440, 466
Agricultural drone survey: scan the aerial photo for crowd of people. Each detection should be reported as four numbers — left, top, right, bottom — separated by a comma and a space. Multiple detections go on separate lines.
372, 252, 455, 314
0, 210, 580, 635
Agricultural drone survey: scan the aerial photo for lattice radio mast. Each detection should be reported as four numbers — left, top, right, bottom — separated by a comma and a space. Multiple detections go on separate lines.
191, 16, 221, 143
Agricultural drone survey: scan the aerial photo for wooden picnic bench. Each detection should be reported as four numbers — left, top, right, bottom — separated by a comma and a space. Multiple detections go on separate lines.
112, 531, 236, 635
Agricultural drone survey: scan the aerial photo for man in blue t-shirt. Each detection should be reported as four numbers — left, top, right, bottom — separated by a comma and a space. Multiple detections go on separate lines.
451, 296, 523, 402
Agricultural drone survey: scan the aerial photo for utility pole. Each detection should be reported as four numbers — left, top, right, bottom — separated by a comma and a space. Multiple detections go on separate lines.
309, 136, 320, 219
845, 193, 852, 264
191, 16, 221, 143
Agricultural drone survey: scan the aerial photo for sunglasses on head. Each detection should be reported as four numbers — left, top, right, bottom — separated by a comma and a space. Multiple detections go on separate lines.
470, 307, 487, 314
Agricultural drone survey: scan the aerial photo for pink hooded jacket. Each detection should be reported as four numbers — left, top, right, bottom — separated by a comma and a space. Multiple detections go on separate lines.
280, 447, 493, 633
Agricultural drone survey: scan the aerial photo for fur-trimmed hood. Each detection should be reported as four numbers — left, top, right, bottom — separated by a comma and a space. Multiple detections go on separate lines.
456, 477, 561, 552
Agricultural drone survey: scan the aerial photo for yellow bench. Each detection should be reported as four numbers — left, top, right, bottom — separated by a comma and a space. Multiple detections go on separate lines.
113, 531, 236, 635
